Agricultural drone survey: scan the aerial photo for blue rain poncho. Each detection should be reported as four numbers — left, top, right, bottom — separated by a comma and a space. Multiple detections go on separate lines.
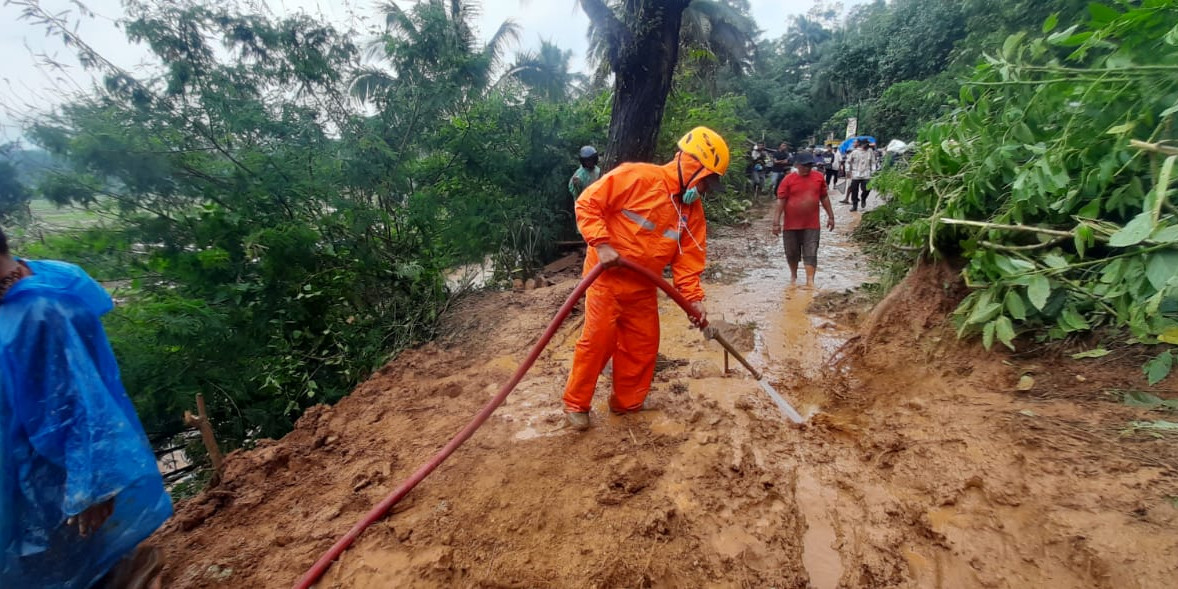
1, 260, 172, 588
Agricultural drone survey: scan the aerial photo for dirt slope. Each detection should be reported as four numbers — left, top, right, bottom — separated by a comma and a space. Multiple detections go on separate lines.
150, 199, 1178, 588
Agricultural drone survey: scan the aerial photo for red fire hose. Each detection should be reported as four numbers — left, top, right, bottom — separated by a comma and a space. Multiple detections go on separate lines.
293, 258, 705, 588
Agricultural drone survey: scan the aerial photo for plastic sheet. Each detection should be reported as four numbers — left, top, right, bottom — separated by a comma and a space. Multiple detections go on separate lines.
1, 260, 172, 588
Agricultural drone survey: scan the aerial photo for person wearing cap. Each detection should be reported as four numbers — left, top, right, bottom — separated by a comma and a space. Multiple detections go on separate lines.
773, 151, 835, 288
563, 127, 729, 431
845, 138, 875, 211
569, 145, 602, 201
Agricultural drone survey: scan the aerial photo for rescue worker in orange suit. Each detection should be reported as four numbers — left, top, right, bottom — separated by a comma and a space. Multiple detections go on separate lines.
564, 127, 730, 430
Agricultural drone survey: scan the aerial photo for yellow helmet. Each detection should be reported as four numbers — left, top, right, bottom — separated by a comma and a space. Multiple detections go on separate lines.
677, 126, 730, 176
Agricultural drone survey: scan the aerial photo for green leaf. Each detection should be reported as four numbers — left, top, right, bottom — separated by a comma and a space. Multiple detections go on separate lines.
1122, 391, 1178, 411
983, 320, 996, 350
1005, 291, 1027, 321
1047, 25, 1081, 45
1072, 348, 1110, 359
1077, 199, 1101, 218
995, 316, 1016, 350
1002, 32, 1027, 60
1088, 2, 1119, 24
1028, 275, 1051, 310
1043, 252, 1068, 269
1108, 212, 1155, 247
1146, 251, 1178, 291
1145, 350, 1174, 386
1106, 122, 1135, 135
1160, 327, 1178, 345
969, 300, 1003, 326
1060, 306, 1091, 332
1151, 225, 1178, 243
1075, 224, 1094, 258
1165, 23, 1178, 46
1042, 12, 1059, 33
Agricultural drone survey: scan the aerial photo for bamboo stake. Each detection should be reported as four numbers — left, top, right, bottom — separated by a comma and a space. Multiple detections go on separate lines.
184, 393, 224, 485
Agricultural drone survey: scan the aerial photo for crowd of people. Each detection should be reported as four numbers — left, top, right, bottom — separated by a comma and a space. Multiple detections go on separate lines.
745, 138, 883, 212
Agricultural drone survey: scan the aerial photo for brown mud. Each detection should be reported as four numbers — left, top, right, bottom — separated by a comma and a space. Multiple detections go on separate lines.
151, 196, 1178, 588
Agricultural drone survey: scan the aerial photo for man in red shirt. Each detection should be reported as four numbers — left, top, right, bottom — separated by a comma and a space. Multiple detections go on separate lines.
772, 151, 836, 287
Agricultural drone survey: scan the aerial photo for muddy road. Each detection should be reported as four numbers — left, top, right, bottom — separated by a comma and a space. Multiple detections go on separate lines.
152, 197, 1178, 588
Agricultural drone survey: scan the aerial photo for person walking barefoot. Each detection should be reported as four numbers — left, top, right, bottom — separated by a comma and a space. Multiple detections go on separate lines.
772, 151, 836, 288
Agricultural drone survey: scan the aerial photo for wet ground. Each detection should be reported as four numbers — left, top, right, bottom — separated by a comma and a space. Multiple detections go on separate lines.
150, 192, 1178, 588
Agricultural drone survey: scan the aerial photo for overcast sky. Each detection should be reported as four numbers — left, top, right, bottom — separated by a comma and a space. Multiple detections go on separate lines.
0, 0, 840, 144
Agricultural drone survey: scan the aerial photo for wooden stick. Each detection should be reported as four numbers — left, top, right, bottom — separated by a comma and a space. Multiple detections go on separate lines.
184, 393, 224, 484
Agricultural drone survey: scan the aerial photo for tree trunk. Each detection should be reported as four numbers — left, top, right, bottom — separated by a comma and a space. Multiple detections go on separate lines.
602, 0, 691, 168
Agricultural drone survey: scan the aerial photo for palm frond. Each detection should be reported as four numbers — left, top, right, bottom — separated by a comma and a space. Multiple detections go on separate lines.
483, 19, 521, 72
377, 1, 417, 37
349, 68, 397, 103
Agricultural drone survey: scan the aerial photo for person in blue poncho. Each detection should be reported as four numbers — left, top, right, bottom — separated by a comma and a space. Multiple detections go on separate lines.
0, 228, 172, 588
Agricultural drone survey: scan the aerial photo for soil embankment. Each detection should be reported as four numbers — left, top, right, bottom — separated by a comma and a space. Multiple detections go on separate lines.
151, 198, 1178, 588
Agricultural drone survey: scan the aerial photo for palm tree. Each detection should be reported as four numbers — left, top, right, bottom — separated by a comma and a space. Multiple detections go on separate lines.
578, 0, 756, 166
783, 15, 833, 61
679, 1, 758, 74
503, 40, 586, 102
351, 0, 520, 103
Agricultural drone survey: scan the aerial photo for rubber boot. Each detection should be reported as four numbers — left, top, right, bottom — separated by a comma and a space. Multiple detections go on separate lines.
566, 412, 590, 431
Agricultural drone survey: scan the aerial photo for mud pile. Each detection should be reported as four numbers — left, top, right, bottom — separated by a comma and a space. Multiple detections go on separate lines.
149, 204, 1178, 588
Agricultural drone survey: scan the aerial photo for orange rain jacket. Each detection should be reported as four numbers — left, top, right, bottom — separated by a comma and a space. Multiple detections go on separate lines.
575, 158, 709, 302
563, 156, 709, 414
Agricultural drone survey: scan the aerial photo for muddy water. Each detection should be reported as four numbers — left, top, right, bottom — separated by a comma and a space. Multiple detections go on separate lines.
499, 199, 877, 588
702, 201, 873, 587
796, 471, 845, 589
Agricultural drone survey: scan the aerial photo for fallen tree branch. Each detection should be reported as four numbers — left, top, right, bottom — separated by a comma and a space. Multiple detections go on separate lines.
1130, 139, 1178, 156
937, 217, 1076, 237
978, 236, 1068, 251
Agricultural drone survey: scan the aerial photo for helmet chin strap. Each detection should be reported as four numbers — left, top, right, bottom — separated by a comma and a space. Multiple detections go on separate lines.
675, 152, 705, 200
670, 153, 706, 254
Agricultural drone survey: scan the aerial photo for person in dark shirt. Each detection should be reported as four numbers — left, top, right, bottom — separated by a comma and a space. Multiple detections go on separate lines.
769, 142, 791, 196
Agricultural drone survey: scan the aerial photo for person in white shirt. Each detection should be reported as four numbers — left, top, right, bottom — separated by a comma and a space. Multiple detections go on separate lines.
845, 139, 875, 212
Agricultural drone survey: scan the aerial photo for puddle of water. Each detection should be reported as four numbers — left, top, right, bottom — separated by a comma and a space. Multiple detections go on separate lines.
795, 470, 845, 589
649, 413, 687, 435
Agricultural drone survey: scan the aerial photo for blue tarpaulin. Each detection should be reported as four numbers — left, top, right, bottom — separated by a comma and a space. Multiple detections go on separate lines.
839, 135, 878, 154
1, 260, 172, 588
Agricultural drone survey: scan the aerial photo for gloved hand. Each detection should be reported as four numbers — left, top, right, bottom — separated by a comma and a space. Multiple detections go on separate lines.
595, 243, 620, 267
689, 300, 707, 329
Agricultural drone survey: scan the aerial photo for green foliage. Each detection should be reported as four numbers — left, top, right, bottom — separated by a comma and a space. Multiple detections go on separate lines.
657, 87, 752, 224
866, 75, 959, 141
0, 145, 32, 225
874, 2, 1178, 382
19, 0, 608, 448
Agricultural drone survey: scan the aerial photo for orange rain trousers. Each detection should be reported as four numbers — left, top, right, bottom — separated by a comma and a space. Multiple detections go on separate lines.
561, 158, 711, 414
562, 284, 660, 413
